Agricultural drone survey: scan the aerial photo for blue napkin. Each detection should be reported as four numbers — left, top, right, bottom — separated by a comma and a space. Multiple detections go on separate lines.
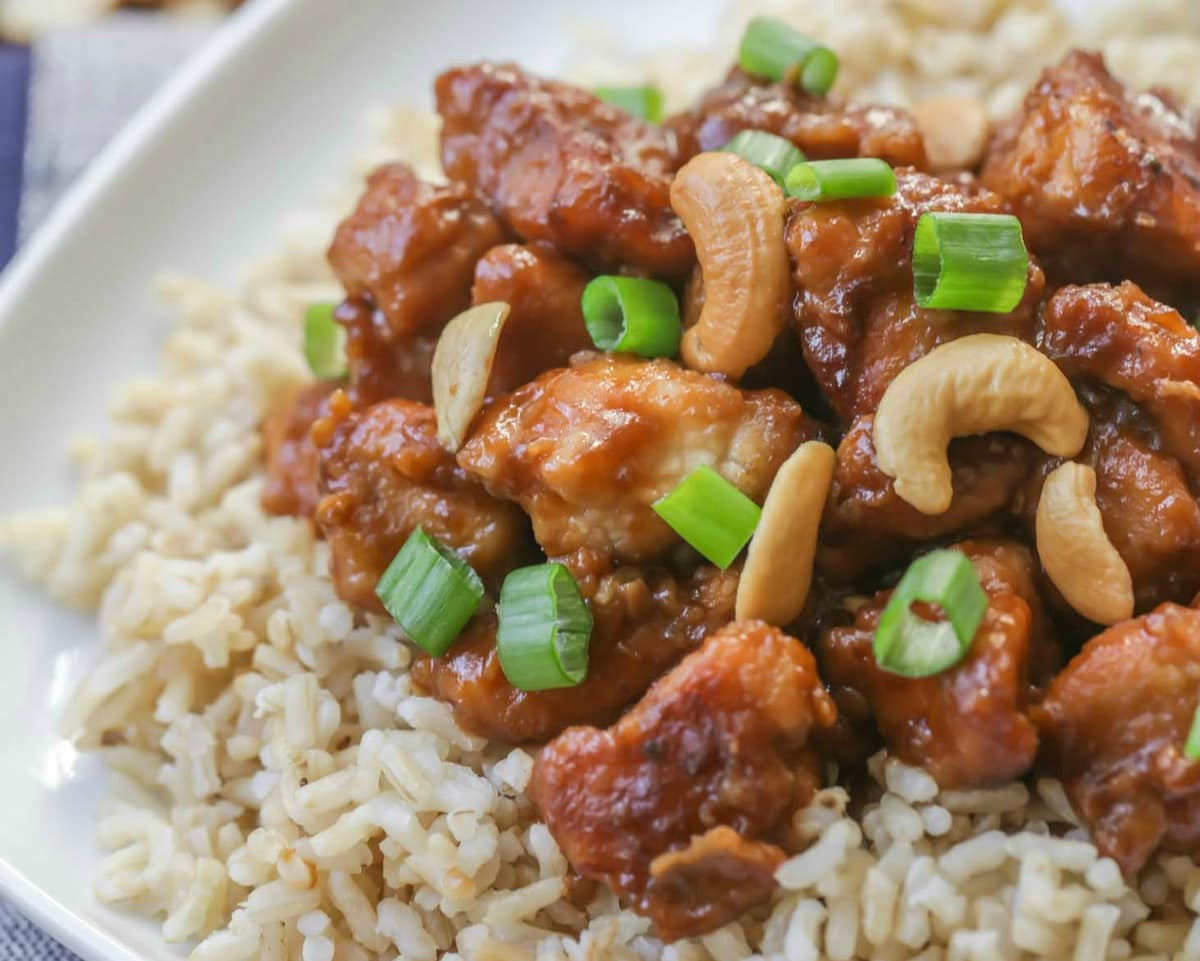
0, 43, 29, 268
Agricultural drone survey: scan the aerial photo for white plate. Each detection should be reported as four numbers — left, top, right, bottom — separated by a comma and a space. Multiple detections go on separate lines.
0, 1, 727, 958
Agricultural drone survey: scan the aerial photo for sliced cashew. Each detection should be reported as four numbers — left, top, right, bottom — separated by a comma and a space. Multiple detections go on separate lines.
736, 441, 836, 625
432, 302, 510, 452
874, 334, 1088, 515
1036, 462, 1134, 626
913, 96, 990, 172
670, 152, 790, 379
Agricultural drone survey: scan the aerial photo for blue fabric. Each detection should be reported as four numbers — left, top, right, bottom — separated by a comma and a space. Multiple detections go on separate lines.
0, 43, 29, 268
0, 901, 77, 961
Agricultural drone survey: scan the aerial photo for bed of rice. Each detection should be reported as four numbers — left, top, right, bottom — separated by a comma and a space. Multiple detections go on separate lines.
3, 2, 1200, 960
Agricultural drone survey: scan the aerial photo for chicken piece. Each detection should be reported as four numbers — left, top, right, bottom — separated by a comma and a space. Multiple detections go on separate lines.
1020, 387, 1200, 614
457, 354, 813, 563
1035, 603, 1200, 876
470, 243, 593, 395
436, 62, 692, 279
819, 540, 1056, 787
328, 163, 505, 341
668, 67, 927, 169
820, 416, 1034, 582
313, 393, 530, 613
336, 297, 435, 407
414, 563, 738, 743
981, 52, 1200, 303
262, 381, 335, 518
786, 169, 1045, 424
532, 622, 836, 940
1040, 282, 1200, 484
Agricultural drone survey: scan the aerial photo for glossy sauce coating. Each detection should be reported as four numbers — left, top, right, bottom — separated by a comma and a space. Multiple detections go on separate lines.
532, 622, 836, 941
313, 393, 531, 613
1036, 603, 1200, 876
785, 169, 1045, 424
982, 51, 1200, 304
436, 62, 693, 279
819, 540, 1057, 787
414, 562, 737, 743
458, 354, 813, 563
262, 380, 335, 518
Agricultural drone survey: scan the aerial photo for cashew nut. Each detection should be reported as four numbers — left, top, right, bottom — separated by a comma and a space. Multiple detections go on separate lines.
1036, 462, 1134, 626
736, 441, 836, 625
874, 334, 1089, 515
670, 152, 790, 379
913, 96, 990, 172
432, 301, 510, 452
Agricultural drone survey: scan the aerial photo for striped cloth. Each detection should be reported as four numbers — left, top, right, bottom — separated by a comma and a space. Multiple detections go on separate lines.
0, 14, 216, 957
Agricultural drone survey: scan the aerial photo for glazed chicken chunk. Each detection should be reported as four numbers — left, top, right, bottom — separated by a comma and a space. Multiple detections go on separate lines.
1036, 603, 1200, 876
313, 394, 530, 613
786, 168, 1045, 424
469, 242, 593, 395
668, 67, 927, 169
436, 62, 693, 279
328, 162, 505, 341
533, 622, 836, 941
982, 52, 1200, 302
262, 381, 336, 518
819, 541, 1057, 787
414, 563, 737, 742
457, 354, 814, 563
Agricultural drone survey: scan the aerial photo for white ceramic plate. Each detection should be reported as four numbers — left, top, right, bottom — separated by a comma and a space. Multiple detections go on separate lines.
0, 1, 728, 958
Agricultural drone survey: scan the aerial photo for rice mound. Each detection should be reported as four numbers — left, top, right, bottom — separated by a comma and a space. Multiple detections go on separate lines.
4, 3, 1200, 960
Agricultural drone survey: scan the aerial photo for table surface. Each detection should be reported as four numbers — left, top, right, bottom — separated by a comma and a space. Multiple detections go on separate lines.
0, 13, 216, 957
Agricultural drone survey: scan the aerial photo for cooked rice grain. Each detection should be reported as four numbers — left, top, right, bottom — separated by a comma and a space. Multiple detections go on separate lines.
5, 1, 1200, 958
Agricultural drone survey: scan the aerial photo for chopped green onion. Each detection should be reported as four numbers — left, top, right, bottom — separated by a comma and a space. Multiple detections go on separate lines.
594, 85, 664, 123
304, 303, 347, 379
873, 549, 988, 678
737, 17, 838, 95
582, 276, 682, 358
376, 528, 484, 657
1187, 705, 1200, 760
652, 466, 761, 569
785, 158, 897, 202
912, 212, 1029, 314
497, 564, 593, 691
800, 46, 839, 95
722, 130, 806, 185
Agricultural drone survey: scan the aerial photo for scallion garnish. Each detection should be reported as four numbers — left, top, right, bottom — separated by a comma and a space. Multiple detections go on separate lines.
784, 158, 897, 202
873, 549, 987, 678
581, 275, 682, 358
594, 85, 664, 123
304, 303, 347, 379
722, 130, 806, 185
652, 466, 761, 569
738, 17, 838, 95
1186, 706, 1200, 760
376, 528, 484, 657
497, 564, 593, 691
912, 212, 1029, 314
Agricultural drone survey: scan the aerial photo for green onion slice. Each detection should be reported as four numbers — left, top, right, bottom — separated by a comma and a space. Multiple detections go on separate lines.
1186, 705, 1200, 760
800, 46, 839, 95
912, 212, 1029, 314
722, 130, 806, 185
497, 564, 593, 691
738, 17, 838, 95
873, 549, 987, 678
304, 303, 347, 379
376, 528, 484, 657
594, 85, 664, 123
652, 466, 761, 569
581, 275, 682, 358
785, 158, 897, 202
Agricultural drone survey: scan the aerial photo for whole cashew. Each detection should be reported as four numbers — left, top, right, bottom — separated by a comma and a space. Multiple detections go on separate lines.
736, 441, 836, 626
670, 152, 790, 379
1036, 462, 1134, 625
874, 334, 1089, 514
913, 96, 990, 173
